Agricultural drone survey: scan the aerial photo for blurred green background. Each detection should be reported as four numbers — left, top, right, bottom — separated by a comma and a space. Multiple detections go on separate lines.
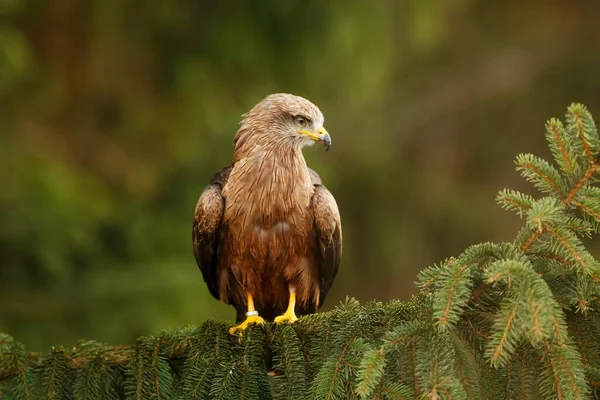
1, 0, 600, 351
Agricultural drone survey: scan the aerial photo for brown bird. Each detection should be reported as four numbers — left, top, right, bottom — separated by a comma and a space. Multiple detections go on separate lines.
193, 93, 342, 335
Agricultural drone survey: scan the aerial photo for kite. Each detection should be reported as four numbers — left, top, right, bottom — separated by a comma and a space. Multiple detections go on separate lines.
193, 93, 342, 335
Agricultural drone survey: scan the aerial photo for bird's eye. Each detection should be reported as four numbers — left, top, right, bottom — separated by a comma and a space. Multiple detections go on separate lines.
295, 116, 308, 126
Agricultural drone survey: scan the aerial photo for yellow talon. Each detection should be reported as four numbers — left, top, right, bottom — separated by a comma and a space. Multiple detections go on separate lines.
229, 293, 265, 336
274, 310, 298, 324
274, 288, 299, 324
229, 314, 265, 335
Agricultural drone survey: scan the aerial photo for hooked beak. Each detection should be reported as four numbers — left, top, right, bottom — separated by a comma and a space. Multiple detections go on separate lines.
298, 126, 332, 152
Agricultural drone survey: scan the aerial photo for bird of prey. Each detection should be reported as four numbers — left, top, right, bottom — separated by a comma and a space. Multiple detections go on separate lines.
193, 93, 342, 335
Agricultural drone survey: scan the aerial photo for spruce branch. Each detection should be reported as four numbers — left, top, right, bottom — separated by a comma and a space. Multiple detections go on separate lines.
566, 103, 599, 164
496, 189, 535, 217
450, 333, 481, 400
38, 348, 73, 400
374, 382, 413, 400
546, 118, 578, 176
486, 295, 521, 368
541, 340, 588, 400
516, 153, 564, 196
0, 335, 36, 400
271, 325, 308, 400
574, 187, 600, 224
355, 321, 427, 398
417, 331, 465, 400
434, 260, 473, 330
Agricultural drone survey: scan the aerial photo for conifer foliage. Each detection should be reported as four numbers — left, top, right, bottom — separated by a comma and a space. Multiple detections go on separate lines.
1, 103, 600, 399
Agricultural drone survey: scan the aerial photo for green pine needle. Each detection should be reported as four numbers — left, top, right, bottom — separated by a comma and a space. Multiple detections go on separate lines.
516, 153, 565, 196
566, 103, 599, 165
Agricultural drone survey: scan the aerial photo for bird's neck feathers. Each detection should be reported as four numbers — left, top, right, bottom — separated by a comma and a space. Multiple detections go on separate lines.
230, 125, 311, 185
225, 126, 313, 226
231, 125, 306, 163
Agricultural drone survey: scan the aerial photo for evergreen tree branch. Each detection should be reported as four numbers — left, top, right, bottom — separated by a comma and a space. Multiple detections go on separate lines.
377, 382, 413, 400
450, 333, 481, 400
271, 325, 308, 399
567, 103, 599, 164
545, 225, 586, 268
546, 118, 576, 175
434, 261, 473, 330
355, 321, 427, 398
410, 340, 419, 396
488, 296, 520, 367
541, 340, 588, 400
520, 161, 599, 253
564, 163, 598, 205
573, 200, 600, 221
497, 189, 535, 217
0, 336, 35, 400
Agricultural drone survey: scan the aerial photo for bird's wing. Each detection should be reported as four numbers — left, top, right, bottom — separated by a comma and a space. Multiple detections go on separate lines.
192, 166, 230, 300
310, 169, 342, 307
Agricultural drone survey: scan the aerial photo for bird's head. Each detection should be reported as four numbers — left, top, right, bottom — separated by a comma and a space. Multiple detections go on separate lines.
235, 93, 331, 152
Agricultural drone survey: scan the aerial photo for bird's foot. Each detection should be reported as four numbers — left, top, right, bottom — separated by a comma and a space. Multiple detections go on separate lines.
274, 309, 298, 324
228, 315, 266, 336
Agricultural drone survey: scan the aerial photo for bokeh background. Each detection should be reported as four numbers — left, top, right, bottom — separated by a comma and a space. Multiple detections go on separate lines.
1, 0, 600, 351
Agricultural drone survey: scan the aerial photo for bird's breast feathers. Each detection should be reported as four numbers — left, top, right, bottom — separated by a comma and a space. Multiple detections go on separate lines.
220, 149, 316, 264
222, 148, 314, 232
217, 152, 321, 307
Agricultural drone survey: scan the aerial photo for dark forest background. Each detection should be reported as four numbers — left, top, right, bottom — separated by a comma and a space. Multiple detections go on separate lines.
1, 0, 600, 351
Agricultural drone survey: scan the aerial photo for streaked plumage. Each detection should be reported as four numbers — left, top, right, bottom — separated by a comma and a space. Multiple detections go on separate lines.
193, 93, 342, 328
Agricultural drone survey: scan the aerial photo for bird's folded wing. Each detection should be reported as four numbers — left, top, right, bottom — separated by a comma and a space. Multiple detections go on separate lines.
193, 167, 230, 300
311, 183, 343, 307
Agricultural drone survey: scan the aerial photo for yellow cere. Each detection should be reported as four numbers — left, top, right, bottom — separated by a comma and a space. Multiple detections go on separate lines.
298, 126, 328, 142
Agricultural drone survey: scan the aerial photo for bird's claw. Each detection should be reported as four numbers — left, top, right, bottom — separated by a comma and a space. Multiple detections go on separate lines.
274, 310, 298, 325
229, 315, 266, 336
